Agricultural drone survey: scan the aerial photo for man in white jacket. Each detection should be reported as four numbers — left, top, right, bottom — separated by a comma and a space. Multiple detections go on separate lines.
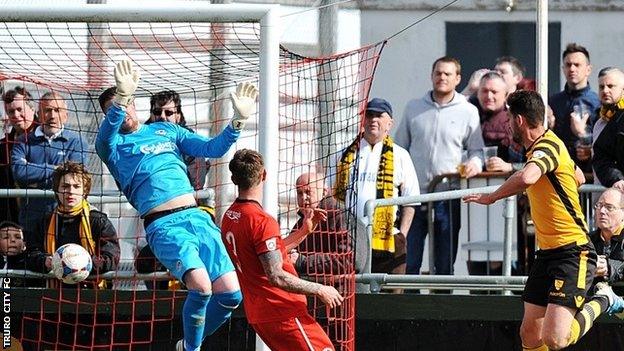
394, 56, 485, 277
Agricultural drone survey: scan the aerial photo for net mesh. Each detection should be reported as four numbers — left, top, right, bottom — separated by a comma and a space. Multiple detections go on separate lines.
0, 20, 384, 350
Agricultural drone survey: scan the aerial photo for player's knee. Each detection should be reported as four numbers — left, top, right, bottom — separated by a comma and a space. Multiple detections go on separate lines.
214, 290, 242, 311
183, 272, 212, 294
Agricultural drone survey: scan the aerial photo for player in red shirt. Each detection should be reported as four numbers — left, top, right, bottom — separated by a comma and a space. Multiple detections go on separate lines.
221, 149, 344, 351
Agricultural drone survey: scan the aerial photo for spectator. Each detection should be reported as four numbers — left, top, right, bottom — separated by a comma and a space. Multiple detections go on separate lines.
11, 92, 87, 234
333, 98, 419, 274
289, 171, 352, 275
25, 162, 120, 288
550, 43, 600, 174
395, 56, 484, 276
477, 71, 523, 169
590, 188, 624, 291
0, 221, 41, 287
495, 56, 525, 94
0, 220, 26, 268
593, 68, 624, 190
1, 87, 37, 223
591, 67, 624, 186
147, 89, 210, 191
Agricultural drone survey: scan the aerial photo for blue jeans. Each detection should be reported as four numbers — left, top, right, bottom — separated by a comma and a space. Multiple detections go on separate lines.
406, 200, 460, 275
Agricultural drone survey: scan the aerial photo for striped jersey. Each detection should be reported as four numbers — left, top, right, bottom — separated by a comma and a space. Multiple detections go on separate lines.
525, 130, 588, 249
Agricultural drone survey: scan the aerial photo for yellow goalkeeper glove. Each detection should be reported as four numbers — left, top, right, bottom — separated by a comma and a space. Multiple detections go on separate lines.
230, 82, 258, 130
113, 60, 140, 107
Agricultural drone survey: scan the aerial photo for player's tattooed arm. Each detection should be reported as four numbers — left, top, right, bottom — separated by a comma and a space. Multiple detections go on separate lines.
259, 250, 345, 308
259, 250, 321, 295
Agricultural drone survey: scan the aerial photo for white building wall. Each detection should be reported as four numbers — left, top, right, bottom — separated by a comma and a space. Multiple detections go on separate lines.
361, 8, 624, 125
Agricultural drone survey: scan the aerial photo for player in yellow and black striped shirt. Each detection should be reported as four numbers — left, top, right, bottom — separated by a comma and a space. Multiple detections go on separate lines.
463, 90, 624, 351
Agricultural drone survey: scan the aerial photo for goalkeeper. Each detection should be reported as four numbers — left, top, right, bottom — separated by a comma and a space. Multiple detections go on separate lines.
96, 60, 258, 351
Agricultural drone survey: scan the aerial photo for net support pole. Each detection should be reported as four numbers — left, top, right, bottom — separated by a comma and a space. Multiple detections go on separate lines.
536, 0, 549, 127
259, 8, 280, 216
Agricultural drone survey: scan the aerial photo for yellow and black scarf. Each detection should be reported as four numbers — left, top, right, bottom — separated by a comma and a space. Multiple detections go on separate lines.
46, 199, 104, 288
335, 135, 397, 252
599, 97, 624, 122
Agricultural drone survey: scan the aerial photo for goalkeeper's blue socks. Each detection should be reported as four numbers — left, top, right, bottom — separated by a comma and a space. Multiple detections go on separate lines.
203, 290, 242, 336
182, 290, 211, 351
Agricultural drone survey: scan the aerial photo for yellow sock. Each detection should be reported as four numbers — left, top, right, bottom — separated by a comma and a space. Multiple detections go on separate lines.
567, 299, 603, 346
522, 343, 549, 351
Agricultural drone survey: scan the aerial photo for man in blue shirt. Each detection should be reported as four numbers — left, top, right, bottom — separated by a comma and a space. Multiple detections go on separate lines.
96, 60, 257, 351
11, 92, 87, 234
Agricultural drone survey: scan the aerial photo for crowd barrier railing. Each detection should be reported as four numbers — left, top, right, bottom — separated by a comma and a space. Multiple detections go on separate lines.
0, 183, 611, 293
359, 180, 608, 293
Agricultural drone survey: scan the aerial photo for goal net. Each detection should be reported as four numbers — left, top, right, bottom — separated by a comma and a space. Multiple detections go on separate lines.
0, 4, 384, 350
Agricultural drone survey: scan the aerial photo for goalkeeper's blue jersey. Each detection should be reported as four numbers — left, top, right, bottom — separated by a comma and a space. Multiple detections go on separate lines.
95, 104, 239, 216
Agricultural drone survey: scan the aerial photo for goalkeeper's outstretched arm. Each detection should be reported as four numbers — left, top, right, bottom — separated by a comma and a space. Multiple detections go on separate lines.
176, 81, 259, 158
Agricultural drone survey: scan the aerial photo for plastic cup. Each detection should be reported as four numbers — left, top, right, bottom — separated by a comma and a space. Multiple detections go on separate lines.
483, 146, 498, 160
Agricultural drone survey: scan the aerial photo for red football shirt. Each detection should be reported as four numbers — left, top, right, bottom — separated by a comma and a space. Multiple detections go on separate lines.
221, 199, 307, 324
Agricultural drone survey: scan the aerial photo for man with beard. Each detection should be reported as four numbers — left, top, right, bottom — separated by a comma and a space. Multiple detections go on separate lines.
593, 67, 624, 189
464, 90, 624, 351
96, 60, 257, 351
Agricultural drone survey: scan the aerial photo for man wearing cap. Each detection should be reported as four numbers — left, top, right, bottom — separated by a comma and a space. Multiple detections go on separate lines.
333, 98, 419, 274
394, 56, 484, 278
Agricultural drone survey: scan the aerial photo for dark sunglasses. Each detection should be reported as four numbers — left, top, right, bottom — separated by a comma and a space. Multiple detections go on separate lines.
151, 108, 177, 117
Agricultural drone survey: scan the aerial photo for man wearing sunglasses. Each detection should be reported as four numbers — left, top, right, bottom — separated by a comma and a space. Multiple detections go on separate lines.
148, 90, 185, 124
96, 60, 258, 351
147, 90, 210, 191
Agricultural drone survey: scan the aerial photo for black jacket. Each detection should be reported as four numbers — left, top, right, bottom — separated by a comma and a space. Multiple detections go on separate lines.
593, 109, 624, 187
0, 129, 21, 223
589, 228, 624, 284
0, 252, 44, 287
25, 209, 120, 274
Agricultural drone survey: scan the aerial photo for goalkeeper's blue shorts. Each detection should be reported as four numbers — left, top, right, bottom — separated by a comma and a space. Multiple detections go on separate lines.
145, 207, 234, 282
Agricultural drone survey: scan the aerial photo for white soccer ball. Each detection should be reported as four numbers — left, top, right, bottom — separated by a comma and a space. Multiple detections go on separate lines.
51, 243, 93, 284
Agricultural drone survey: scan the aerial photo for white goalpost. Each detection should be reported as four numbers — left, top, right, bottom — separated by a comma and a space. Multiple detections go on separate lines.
0, 2, 374, 350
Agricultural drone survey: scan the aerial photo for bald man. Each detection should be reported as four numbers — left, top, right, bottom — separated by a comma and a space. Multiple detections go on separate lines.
593, 67, 624, 190
11, 91, 87, 233
289, 172, 353, 274
589, 188, 624, 289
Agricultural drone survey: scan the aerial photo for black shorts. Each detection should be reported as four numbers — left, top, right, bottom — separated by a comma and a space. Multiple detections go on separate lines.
522, 242, 596, 309
371, 250, 406, 273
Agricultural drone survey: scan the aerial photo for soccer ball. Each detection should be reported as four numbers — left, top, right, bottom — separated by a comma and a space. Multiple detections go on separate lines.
51, 243, 93, 284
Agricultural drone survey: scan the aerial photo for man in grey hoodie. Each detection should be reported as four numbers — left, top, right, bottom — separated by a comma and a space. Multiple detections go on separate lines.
394, 56, 485, 277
